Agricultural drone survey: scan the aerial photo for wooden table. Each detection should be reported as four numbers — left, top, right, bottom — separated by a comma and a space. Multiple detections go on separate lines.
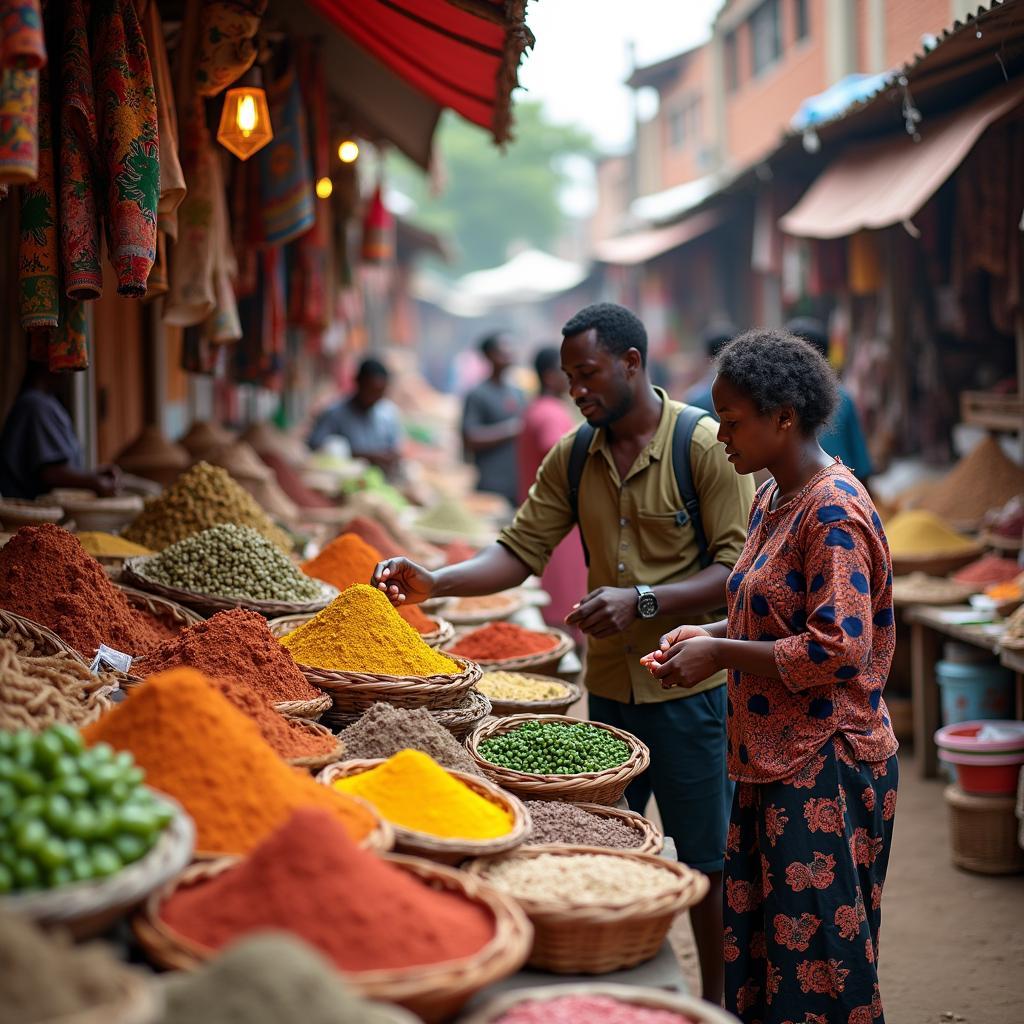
903, 605, 1022, 778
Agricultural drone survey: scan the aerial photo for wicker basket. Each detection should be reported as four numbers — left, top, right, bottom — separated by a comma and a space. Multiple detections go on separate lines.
0, 607, 91, 664
317, 759, 531, 864
122, 557, 338, 618
274, 691, 332, 720
0, 497, 64, 530
448, 625, 575, 676
283, 718, 346, 771
118, 584, 205, 633
890, 547, 984, 579
523, 802, 664, 856
467, 714, 651, 805
466, 845, 709, 974
134, 853, 532, 1023
46, 969, 161, 1024
481, 674, 583, 718
296, 655, 483, 714
2, 794, 195, 940
944, 784, 1024, 875
444, 592, 524, 626
268, 611, 455, 651
462, 983, 740, 1024
981, 528, 1023, 554
322, 688, 492, 741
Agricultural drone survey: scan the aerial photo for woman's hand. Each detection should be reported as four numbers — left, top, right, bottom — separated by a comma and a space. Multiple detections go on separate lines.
641, 632, 721, 690
372, 558, 435, 606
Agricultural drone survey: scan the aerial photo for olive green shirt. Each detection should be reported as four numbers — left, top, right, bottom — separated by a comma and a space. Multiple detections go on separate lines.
497, 388, 755, 704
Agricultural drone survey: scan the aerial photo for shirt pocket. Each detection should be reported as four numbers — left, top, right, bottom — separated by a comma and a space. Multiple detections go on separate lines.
636, 509, 695, 570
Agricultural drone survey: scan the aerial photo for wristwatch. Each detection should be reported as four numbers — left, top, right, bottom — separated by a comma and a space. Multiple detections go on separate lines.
635, 584, 660, 619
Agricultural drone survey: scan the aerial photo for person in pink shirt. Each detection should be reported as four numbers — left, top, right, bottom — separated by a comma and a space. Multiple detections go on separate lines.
518, 347, 588, 631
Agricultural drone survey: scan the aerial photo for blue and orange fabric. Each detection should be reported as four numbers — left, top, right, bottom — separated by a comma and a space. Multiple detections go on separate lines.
0, 0, 45, 185
725, 738, 897, 1024
723, 461, 899, 1022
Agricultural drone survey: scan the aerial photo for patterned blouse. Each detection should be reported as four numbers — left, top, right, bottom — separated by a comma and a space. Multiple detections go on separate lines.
726, 461, 898, 784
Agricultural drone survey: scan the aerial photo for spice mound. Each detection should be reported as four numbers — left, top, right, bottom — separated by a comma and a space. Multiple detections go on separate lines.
478, 720, 631, 775
0, 524, 172, 657
525, 800, 644, 849
451, 622, 559, 662
133, 609, 321, 705
302, 532, 381, 591
141, 523, 322, 603
340, 514, 408, 558
332, 749, 513, 840
161, 933, 407, 1024
0, 724, 175, 892
448, 592, 519, 616
280, 584, 459, 676
0, 639, 113, 731
121, 461, 292, 553
74, 531, 154, 557
159, 808, 495, 971
338, 702, 484, 777
891, 573, 977, 605
477, 851, 679, 906
398, 602, 437, 633
479, 671, 570, 702
885, 509, 978, 557
952, 554, 1022, 587
494, 994, 698, 1024
82, 668, 374, 854
0, 911, 152, 1024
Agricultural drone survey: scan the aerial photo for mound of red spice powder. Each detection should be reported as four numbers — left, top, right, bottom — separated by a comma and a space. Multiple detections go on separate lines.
340, 515, 408, 559
0, 524, 173, 657
952, 554, 1021, 587
450, 621, 559, 661
133, 609, 321, 704
160, 808, 495, 971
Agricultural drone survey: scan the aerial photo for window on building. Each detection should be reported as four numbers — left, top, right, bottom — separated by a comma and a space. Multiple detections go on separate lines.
725, 30, 739, 92
750, 0, 782, 76
794, 0, 810, 41
668, 95, 702, 151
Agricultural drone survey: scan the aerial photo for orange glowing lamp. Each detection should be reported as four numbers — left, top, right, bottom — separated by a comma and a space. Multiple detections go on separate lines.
217, 85, 273, 160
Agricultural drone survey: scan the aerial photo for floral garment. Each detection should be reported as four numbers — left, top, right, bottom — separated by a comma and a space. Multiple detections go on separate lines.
725, 738, 897, 1024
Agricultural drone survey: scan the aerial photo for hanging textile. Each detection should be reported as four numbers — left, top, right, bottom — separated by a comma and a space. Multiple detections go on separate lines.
194, 0, 266, 97
258, 63, 314, 246
0, 0, 45, 184
360, 184, 393, 265
146, 229, 168, 298
202, 144, 242, 343
47, 299, 90, 371
18, 59, 56, 329
1, 1, 46, 68
848, 231, 883, 296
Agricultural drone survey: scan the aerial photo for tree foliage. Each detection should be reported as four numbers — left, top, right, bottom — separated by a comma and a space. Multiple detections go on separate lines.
389, 101, 594, 274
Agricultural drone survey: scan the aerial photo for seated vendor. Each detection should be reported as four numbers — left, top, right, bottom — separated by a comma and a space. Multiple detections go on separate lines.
0, 362, 121, 499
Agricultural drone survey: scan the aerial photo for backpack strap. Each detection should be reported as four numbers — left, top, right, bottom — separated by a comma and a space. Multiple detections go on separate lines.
567, 423, 596, 566
671, 405, 713, 570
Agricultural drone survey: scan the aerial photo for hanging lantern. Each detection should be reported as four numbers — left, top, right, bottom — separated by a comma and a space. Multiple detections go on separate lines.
217, 71, 273, 160
360, 184, 394, 265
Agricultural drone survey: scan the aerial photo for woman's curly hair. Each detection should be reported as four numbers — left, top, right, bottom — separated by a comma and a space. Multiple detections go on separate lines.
716, 328, 839, 434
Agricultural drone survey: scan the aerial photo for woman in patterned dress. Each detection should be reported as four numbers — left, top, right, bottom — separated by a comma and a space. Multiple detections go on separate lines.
643, 329, 898, 1024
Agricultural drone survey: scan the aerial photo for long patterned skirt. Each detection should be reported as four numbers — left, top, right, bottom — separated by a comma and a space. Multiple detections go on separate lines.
724, 738, 898, 1024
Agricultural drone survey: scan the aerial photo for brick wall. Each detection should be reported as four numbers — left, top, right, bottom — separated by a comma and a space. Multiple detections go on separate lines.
659, 46, 712, 187
884, 0, 951, 66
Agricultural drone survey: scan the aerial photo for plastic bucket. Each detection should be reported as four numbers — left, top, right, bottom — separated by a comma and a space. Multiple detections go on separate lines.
935, 661, 1014, 725
935, 721, 1024, 796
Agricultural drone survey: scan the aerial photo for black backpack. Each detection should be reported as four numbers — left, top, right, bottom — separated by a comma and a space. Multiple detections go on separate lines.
567, 405, 713, 570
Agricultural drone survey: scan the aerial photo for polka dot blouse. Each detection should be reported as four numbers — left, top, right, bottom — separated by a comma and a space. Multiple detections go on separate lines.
725, 461, 899, 784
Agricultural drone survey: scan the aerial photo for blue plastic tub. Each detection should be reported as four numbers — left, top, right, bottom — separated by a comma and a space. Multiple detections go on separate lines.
935, 660, 1015, 780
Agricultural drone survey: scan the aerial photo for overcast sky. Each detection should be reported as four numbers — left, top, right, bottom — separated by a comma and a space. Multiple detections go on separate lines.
519, 0, 723, 151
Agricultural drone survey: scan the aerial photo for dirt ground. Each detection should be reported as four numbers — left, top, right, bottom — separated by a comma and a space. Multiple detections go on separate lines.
669, 765, 1024, 1022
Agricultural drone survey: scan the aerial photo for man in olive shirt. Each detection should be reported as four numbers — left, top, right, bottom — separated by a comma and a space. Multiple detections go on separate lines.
373, 303, 754, 1001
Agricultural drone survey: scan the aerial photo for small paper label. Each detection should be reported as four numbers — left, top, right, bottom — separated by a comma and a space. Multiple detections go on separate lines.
90, 644, 133, 675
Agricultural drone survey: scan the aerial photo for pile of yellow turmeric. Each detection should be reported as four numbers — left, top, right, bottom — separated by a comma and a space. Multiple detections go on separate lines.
280, 584, 459, 676
332, 749, 513, 839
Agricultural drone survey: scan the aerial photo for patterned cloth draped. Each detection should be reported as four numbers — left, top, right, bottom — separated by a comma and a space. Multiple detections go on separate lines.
725, 740, 897, 1024
0, 0, 44, 183
193, 0, 265, 97
47, 299, 90, 371
1, 0, 45, 68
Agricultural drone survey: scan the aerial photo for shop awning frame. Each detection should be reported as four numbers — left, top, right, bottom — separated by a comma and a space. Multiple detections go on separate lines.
593, 209, 723, 265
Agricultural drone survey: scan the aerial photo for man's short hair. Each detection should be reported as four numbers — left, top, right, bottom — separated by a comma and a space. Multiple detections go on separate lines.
534, 346, 561, 379
561, 303, 648, 367
356, 357, 389, 382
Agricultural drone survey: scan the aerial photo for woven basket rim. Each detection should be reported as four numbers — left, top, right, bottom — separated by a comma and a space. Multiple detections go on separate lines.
316, 759, 532, 857
467, 713, 651, 785
522, 800, 664, 855
447, 625, 574, 672
294, 653, 481, 689
466, 844, 709, 920
3, 793, 195, 922
981, 528, 1023, 553
136, 851, 532, 987
0, 607, 91, 665
117, 582, 206, 626
122, 557, 337, 617
283, 718, 346, 770
480, 673, 583, 715
274, 691, 333, 719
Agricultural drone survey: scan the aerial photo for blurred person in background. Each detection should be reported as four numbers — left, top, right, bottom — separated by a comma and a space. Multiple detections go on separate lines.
0, 361, 121, 499
685, 320, 737, 416
306, 358, 402, 474
519, 346, 588, 632
787, 317, 874, 485
461, 333, 526, 506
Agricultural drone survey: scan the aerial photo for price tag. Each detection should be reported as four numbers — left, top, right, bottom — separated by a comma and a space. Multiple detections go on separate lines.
89, 644, 133, 676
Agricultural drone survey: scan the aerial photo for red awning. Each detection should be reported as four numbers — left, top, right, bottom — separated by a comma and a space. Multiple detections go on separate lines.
305, 0, 534, 144
593, 210, 722, 265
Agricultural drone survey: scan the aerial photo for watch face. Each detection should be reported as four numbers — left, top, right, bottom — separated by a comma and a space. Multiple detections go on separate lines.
638, 592, 659, 619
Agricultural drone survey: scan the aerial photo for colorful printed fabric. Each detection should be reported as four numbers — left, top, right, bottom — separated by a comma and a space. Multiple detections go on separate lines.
48, 299, 90, 371
92, 0, 158, 296
60, 0, 101, 299
726, 462, 898, 784
194, 0, 265, 97
18, 60, 57, 328
0, 0, 45, 69
258, 66, 314, 246
724, 738, 897, 1024
0, 65, 37, 182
